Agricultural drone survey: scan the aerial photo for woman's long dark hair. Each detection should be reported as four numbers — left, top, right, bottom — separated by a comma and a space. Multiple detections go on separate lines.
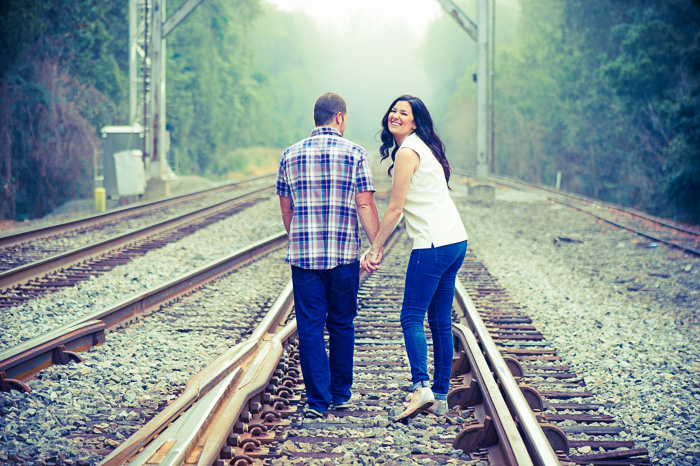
379, 95, 451, 186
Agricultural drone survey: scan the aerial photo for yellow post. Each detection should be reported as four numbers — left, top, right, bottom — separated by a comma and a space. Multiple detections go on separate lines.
94, 187, 106, 212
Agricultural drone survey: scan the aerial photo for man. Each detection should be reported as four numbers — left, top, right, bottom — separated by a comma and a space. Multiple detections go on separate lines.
276, 92, 381, 418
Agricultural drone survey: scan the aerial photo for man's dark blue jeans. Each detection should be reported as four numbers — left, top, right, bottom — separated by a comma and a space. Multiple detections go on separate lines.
401, 240, 467, 400
291, 261, 359, 413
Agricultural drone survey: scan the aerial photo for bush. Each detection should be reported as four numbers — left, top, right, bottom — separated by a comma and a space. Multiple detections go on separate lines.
208, 146, 282, 179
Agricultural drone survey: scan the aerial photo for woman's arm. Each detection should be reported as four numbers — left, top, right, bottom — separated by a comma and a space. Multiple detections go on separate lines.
364, 147, 419, 269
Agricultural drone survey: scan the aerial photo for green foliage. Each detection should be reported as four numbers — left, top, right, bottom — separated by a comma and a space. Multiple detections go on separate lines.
663, 90, 700, 222
0, 0, 127, 220
166, 0, 263, 175
2, 0, 697, 225
421, 0, 521, 172
1, 0, 128, 114
1, 51, 104, 219
248, 7, 322, 148
208, 146, 281, 179
464, 0, 700, 223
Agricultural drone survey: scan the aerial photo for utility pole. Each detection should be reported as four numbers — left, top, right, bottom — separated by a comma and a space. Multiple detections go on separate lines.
150, 0, 164, 180
476, 0, 488, 179
129, 0, 138, 125
435, 0, 490, 180
129, 0, 206, 185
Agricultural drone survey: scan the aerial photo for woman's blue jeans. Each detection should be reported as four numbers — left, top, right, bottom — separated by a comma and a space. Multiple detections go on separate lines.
291, 262, 359, 412
401, 241, 467, 400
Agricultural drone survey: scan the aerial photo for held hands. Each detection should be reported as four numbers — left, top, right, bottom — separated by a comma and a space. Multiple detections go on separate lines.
361, 247, 383, 273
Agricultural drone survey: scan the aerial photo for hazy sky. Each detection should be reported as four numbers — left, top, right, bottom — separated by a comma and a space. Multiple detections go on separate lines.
263, 0, 443, 37
256, 0, 476, 147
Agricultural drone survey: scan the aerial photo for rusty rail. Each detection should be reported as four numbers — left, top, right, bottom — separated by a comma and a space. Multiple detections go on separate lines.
453, 169, 700, 256
452, 282, 562, 465
0, 184, 275, 292
101, 219, 406, 466
100, 217, 561, 465
0, 172, 275, 250
0, 232, 287, 393
99, 278, 297, 466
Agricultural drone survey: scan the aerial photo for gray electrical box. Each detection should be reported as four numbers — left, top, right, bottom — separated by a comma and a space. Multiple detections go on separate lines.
115, 150, 146, 197
100, 125, 145, 199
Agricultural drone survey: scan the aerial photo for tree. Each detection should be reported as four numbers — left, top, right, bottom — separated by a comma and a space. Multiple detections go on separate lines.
0, 0, 127, 220
166, 0, 262, 175
467, 0, 700, 223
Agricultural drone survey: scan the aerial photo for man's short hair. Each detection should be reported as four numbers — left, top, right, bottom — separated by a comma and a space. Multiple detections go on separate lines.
314, 93, 347, 126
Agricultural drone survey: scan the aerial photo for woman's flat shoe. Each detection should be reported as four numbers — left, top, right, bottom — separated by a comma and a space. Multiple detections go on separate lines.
396, 387, 435, 422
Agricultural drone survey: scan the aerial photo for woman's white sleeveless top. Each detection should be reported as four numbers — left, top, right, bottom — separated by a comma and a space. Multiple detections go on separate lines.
396, 133, 468, 249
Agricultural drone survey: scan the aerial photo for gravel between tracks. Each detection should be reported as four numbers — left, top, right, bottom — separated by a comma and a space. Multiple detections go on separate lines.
0, 195, 284, 351
0, 195, 291, 464
1, 176, 698, 465
452, 180, 699, 465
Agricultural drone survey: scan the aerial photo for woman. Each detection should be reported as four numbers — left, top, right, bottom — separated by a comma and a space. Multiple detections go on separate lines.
362, 95, 468, 421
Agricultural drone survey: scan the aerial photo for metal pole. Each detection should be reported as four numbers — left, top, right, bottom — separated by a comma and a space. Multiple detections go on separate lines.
150, 0, 162, 179
490, 0, 496, 174
143, 0, 149, 162
129, 0, 137, 125
159, 0, 167, 179
476, 0, 489, 180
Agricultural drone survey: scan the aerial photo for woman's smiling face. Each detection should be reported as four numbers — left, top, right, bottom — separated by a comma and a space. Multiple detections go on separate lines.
388, 100, 416, 142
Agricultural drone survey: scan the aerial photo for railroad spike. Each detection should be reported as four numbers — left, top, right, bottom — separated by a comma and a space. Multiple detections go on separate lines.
0, 371, 31, 394
539, 423, 570, 455
52, 345, 83, 366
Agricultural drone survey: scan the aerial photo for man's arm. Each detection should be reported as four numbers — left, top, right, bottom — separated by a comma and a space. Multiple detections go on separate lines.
356, 191, 380, 243
279, 196, 293, 234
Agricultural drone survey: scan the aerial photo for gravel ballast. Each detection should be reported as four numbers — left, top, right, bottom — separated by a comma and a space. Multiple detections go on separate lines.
1, 178, 698, 465
0, 196, 284, 351
452, 181, 699, 465
0, 194, 291, 464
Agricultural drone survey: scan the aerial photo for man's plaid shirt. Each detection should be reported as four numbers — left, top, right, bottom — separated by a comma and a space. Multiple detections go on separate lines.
276, 126, 375, 269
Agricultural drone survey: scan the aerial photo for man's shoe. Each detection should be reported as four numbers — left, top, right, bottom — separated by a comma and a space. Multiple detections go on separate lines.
330, 400, 352, 410
303, 406, 324, 419
396, 387, 435, 422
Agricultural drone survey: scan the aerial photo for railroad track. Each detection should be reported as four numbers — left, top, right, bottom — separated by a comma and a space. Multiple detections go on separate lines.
454, 170, 700, 256
0, 178, 276, 310
0, 178, 658, 464
0, 232, 287, 393
0, 173, 275, 262
98, 224, 652, 465
457, 253, 650, 465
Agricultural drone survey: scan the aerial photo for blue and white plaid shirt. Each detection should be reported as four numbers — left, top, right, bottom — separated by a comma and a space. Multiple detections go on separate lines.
276, 126, 375, 269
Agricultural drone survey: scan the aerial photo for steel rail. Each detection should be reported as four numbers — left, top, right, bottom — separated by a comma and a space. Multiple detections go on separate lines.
0, 184, 275, 291
101, 218, 407, 465
454, 280, 561, 465
0, 172, 276, 250
488, 173, 700, 236
454, 169, 700, 256
450, 322, 533, 465
553, 203, 700, 256
99, 281, 297, 465
0, 232, 287, 392
487, 173, 700, 256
